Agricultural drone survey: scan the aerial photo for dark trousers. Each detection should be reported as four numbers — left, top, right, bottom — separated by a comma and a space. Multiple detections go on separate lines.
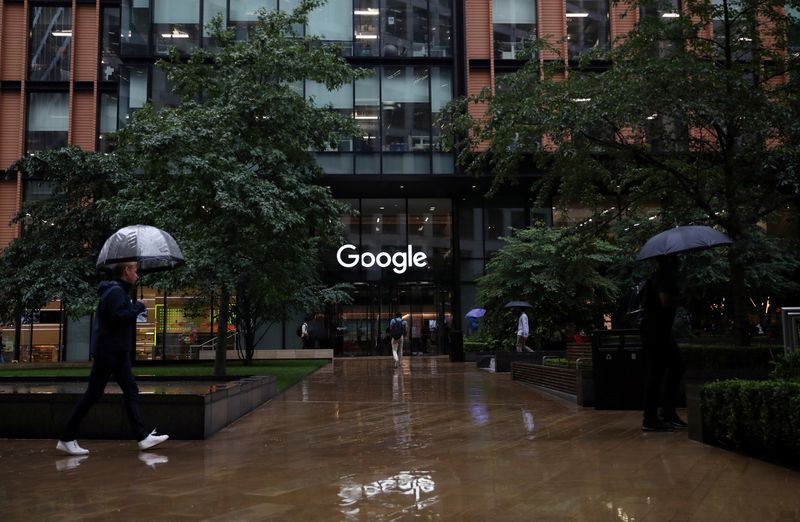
60, 352, 148, 442
643, 337, 685, 423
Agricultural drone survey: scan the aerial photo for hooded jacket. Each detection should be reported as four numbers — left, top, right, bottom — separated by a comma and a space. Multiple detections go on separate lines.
90, 279, 146, 355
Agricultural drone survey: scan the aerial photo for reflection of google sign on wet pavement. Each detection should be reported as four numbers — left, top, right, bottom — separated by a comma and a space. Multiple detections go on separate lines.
336, 244, 428, 274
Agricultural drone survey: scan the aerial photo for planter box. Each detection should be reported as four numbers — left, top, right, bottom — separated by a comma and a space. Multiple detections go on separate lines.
0, 375, 277, 440
511, 362, 577, 396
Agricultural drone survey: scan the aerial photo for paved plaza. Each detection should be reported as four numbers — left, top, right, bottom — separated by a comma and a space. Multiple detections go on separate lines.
2, 358, 799, 521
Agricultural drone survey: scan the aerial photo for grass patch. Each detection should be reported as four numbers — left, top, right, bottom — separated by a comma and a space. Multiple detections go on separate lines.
0, 359, 329, 392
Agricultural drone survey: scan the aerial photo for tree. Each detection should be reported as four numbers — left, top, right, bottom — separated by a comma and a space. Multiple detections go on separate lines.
476, 225, 621, 348
112, 1, 364, 374
0, 148, 122, 324
442, 0, 800, 344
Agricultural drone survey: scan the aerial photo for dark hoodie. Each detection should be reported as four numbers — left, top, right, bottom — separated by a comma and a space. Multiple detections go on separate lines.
90, 279, 146, 356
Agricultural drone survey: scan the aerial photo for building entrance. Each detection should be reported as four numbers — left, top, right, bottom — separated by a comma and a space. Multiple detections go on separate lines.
331, 283, 453, 357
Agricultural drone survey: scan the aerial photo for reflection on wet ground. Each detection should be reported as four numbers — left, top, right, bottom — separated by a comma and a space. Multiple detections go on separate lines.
2, 357, 800, 521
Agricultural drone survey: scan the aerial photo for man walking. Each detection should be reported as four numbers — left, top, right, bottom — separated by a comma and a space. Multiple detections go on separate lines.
56, 262, 168, 455
388, 312, 408, 368
516, 308, 533, 352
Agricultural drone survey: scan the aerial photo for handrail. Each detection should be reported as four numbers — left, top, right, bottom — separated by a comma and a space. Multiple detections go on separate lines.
193, 331, 238, 351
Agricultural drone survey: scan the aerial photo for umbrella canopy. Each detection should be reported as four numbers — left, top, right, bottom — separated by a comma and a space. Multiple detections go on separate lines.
504, 301, 532, 309
636, 225, 732, 261
97, 225, 185, 274
465, 308, 486, 318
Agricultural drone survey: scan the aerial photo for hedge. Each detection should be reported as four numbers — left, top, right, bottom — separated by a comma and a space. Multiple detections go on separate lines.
701, 379, 800, 466
681, 344, 778, 371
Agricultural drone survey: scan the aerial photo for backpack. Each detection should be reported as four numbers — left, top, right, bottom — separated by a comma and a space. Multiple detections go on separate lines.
389, 318, 405, 340
296, 324, 303, 338
625, 278, 650, 328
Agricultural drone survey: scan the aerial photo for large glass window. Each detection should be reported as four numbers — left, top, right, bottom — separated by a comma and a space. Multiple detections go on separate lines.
566, 0, 610, 58
383, 0, 429, 57
203, 0, 228, 47
382, 66, 431, 174
151, 67, 181, 111
119, 65, 149, 128
408, 199, 452, 278
99, 92, 119, 152
354, 0, 381, 56
789, 5, 800, 55
485, 205, 525, 253
101, 7, 122, 82
26, 92, 69, 152
430, 0, 453, 56
431, 65, 453, 174
231, 0, 277, 40
355, 72, 381, 173
153, 0, 200, 56
360, 199, 407, 280
121, 0, 150, 57
307, 0, 353, 53
493, 0, 536, 60
308, 80, 354, 173
28, 6, 72, 81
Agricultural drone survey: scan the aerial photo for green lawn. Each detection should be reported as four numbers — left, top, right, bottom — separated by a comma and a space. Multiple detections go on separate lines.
0, 359, 329, 392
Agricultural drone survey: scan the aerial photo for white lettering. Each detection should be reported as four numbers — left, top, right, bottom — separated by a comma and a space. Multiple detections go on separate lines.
335, 244, 429, 273
336, 244, 359, 268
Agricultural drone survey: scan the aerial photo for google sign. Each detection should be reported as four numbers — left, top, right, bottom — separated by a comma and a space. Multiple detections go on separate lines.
336, 244, 428, 274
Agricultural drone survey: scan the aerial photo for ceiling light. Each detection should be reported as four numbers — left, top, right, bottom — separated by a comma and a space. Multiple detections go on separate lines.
572, 98, 591, 102
661, 12, 680, 18
354, 8, 379, 15
51, 30, 72, 37
566, 13, 590, 18
355, 34, 378, 40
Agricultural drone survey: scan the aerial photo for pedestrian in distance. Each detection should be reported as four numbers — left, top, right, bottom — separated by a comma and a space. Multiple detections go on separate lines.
516, 308, 533, 352
301, 318, 312, 349
388, 312, 408, 368
56, 261, 168, 456
640, 254, 687, 432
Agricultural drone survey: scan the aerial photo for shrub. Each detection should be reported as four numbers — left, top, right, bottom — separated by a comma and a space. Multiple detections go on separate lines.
770, 350, 800, 381
542, 357, 574, 368
701, 379, 800, 466
681, 343, 777, 371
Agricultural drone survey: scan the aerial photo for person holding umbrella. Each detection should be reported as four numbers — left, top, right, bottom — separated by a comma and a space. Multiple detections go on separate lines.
57, 262, 169, 455
636, 226, 731, 432
639, 254, 687, 432
56, 225, 183, 456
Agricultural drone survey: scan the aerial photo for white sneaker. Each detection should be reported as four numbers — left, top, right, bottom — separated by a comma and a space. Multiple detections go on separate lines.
56, 440, 90, 456
138, 452, 169, 468
138, 430, 169, 450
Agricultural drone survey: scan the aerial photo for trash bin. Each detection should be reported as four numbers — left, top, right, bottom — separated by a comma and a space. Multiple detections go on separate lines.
449, 330, 464, 362
591, 329, 645, 410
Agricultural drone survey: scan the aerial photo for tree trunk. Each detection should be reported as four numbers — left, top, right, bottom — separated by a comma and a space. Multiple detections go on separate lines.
728, 250, 750, 346
214, 286, 230, 376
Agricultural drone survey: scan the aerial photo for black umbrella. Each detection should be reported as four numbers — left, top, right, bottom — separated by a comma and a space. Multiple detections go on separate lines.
504, 301, 532, 308
636, 225, 732, 261
97, 225, 185, 274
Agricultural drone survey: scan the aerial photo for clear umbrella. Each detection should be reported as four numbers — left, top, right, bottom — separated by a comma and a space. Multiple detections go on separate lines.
96, 225, 185, 274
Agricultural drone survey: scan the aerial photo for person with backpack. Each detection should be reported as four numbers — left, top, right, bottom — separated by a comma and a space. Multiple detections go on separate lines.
640, 254, 687, 432
388, 312, 408, 368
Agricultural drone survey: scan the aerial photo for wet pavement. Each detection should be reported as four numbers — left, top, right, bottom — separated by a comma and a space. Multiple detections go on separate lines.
2, 357, 799, 521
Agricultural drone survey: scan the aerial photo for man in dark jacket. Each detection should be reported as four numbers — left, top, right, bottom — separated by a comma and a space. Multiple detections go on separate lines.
57, 262, 168, 455
640, 254, 687, 432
